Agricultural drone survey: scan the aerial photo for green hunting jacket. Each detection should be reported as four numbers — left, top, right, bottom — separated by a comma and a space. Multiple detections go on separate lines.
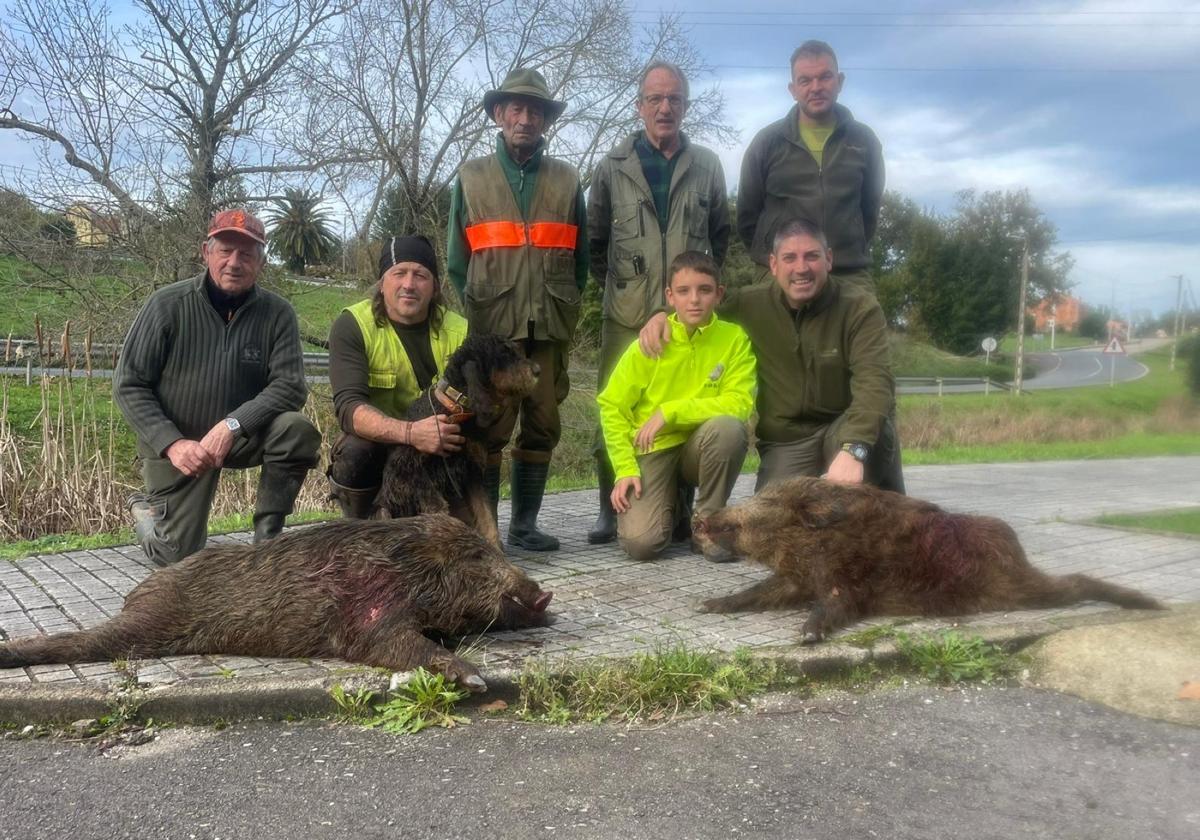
738, 103, 884, 272
722, 275, 892, 447
588, 131, 731, 329
446, 134, 588, 342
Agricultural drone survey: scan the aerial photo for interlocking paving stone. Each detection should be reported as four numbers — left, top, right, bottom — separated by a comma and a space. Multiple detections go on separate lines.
0, 457, 1197, 689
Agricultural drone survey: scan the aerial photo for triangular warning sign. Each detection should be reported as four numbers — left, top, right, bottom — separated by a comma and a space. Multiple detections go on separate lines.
1102, 336, 1126, 355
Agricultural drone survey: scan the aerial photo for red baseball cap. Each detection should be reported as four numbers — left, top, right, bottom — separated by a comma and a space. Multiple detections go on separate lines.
207, 208, 267, 245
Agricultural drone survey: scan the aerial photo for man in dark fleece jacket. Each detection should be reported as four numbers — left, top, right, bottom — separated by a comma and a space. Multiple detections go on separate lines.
738, 40, 884, 293
114, 209, 320, 565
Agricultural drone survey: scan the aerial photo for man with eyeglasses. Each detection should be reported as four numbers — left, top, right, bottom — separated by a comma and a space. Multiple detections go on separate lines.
739, 40, 884, 294
585, 60, 731, 544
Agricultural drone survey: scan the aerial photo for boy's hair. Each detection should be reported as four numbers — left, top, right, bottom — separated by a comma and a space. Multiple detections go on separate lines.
668, 250, 721, 286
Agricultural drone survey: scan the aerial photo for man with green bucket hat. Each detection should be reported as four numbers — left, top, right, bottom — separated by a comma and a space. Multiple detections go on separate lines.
447, 68, 588, 552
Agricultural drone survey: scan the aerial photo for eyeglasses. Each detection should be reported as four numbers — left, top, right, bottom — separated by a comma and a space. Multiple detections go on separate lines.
640, 94, 686, 110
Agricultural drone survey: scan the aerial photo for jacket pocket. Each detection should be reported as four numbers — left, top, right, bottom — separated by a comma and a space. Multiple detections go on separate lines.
465, 281, 519, 339
543, 278, 581, 341
812, 356, 850, 413
603, 274, 654, 330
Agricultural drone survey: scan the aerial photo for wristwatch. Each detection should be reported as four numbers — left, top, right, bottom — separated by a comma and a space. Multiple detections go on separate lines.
224, 417, 242, 435
841, 442, 870, 463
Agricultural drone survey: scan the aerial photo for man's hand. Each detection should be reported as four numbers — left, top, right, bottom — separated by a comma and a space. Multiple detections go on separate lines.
634, 409, 666, 454
637, 312, 671, 358
822, 450, 865, 485
197, 421, 238, 469
407, 414, 464, 456
165, 438, 217, 477
610, 476, 642, 514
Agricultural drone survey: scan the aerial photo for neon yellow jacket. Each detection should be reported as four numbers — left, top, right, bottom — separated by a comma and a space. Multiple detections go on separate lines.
598, 313, 756, 480
344, 299, 467, 419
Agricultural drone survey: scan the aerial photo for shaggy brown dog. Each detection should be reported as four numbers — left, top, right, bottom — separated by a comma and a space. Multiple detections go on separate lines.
373, 333, 539, 547
695, 477, 1163, 643
0, 515, 552, 691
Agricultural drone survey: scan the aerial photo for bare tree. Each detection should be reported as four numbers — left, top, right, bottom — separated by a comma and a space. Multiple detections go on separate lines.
297, 0, 733, 244
1, 0, 360, 266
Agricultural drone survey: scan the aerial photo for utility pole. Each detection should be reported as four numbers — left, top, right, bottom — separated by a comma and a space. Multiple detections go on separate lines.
1013, 237, 1030, 395
1169, 274, 1184, 371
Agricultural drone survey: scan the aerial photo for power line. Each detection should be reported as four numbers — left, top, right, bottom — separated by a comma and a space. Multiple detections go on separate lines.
708, 64, 1200, 74
633, 9, 1200, 17
631, 19, 1200, 28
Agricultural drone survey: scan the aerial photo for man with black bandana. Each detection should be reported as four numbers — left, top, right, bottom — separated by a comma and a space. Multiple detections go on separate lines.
114, 209, 320, 565
326, 235, 468, 518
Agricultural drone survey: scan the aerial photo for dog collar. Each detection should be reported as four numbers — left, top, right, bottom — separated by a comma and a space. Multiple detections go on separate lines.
433, 379, 473, 422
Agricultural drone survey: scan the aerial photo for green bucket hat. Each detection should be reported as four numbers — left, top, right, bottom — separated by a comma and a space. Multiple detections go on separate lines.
481, 68, 567, 124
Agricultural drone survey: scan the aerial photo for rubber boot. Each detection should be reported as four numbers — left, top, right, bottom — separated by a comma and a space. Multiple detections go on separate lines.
507, 460, 559, 552
671, 484, 696, 542
327, 476, 378, 519
587, 458, 617, 544
483, 462, 501, 527
253, 465, 309, 543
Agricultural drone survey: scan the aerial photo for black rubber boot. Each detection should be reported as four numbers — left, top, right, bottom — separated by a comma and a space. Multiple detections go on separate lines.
327, 476, 378, 519
507, 460, 559, 552
253, 465, 309, 543
671, 484, 696, 542
587, 458, 617, 544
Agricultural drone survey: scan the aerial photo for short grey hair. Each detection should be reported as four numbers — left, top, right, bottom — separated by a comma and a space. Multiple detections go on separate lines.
790, 40, 838, 74
772, 218, 828, 252
637, 60, 689, 102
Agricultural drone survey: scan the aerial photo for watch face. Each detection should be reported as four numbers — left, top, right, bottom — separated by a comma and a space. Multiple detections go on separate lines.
225, 418, 240, 433
848, 444, 869, 462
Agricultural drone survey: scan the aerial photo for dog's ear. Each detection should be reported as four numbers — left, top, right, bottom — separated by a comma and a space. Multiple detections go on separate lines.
793, 498, 846, 530
463, 360, 496, 427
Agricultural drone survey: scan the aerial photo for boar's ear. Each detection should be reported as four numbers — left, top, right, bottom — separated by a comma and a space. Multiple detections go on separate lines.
794, 498, 846, 530
463, 360, 496, 427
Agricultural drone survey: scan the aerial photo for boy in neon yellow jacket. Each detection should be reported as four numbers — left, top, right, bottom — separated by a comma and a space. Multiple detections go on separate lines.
598, 251, 756, 562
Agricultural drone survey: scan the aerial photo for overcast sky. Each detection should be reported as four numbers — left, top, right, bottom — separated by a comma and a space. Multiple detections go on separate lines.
636, 0, 1200, 316
3, 1, 1197, 316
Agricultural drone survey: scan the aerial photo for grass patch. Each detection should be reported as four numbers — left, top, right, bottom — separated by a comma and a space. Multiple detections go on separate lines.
898, 347, 1200, 462
515, 644, 791, 724
365, 669, 470, 733
997, 331, 1096, 354
894, 631, 1018, 684
1092, 507, 1200, 538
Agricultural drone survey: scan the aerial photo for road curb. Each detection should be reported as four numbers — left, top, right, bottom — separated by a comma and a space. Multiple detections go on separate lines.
1, 608, 1170, 727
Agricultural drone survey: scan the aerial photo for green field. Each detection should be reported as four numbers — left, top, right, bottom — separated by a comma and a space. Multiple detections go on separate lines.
1092, 507, 1200, 538
997, 331, 1096, 354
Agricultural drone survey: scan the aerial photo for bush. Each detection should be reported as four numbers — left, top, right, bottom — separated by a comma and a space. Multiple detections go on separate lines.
1182, 333, 1200, 399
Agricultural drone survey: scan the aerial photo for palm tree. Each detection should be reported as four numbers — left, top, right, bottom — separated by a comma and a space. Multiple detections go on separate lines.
266, 190, 339, 275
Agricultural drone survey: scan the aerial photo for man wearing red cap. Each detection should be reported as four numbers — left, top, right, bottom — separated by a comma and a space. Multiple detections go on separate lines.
114, 209, 320, 565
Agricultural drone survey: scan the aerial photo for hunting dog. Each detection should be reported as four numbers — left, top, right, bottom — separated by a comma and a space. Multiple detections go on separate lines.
0, 515, 553, 692
373, 333, 538, 547
695, 477, 1163, 643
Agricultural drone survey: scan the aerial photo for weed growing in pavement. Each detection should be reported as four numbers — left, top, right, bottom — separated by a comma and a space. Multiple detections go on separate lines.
515, 644, 795, 724
329, 683, 380, 723
894, 631, 1018, 684
838, 620, 916, 650
364, 669, 470, 734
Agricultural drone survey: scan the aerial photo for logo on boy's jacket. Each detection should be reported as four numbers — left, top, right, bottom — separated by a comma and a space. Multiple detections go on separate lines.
708, 363, 725, 381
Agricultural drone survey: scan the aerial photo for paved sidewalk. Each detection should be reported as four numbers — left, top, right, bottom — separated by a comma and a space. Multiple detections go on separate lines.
1, 457, 1197, 720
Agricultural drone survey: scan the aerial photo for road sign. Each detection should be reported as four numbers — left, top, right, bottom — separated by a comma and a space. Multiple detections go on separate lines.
1103, 337, 1126, 355
981, 337, 998, 353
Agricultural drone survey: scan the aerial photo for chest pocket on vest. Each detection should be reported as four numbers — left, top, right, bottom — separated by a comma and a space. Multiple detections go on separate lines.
368, 371, 398, 390
685, 190, 711, 245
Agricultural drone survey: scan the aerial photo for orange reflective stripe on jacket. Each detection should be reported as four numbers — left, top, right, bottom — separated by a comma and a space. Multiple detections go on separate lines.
465, 221, 578, 251
464, 221, 525, 250
528, 222, 577, 249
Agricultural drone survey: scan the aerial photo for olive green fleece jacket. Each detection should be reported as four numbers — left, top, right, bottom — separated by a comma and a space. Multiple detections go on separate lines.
114, 273, 309, 458
738, 103, 884, 272
597, 313, 755, 480
721, 276, 892, 446
447, 134, 589, 298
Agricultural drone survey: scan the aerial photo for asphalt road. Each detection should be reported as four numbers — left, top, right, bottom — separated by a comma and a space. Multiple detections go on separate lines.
2, 684, 1196, 840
